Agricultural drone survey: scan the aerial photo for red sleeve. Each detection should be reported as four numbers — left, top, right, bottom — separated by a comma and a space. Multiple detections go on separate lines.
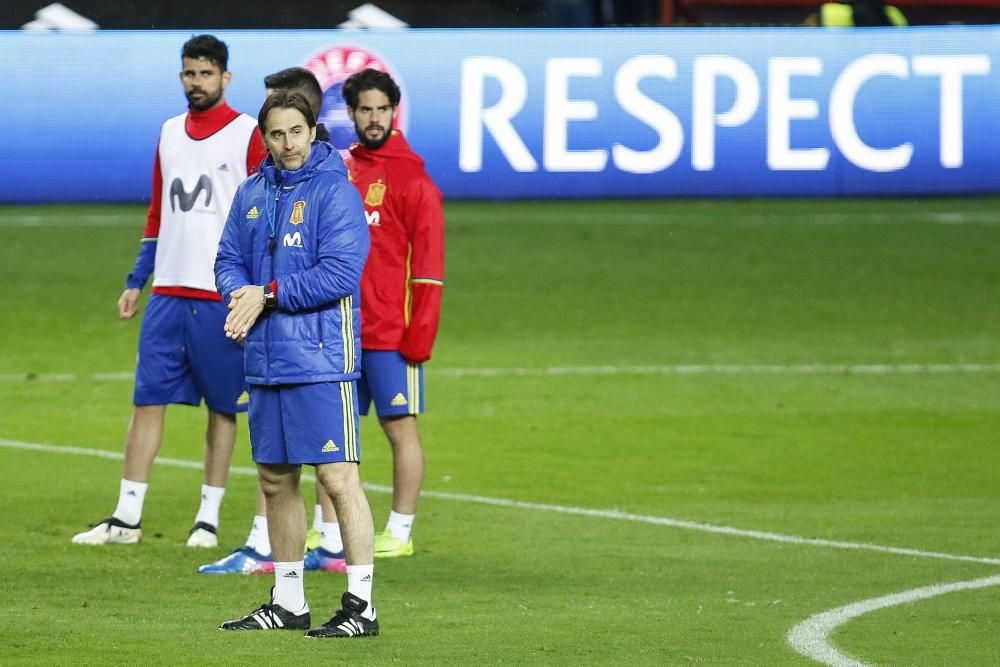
246, 131, 268, 176
399, 175, 445, 363
144, 142, 162, 238
400, 283, 442, 363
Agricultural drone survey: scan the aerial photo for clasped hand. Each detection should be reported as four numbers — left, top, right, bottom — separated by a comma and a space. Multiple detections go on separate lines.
224, 285, 265, 342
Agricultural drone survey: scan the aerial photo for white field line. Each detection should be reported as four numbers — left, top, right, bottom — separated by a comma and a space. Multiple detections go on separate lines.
459, 210, 1000, 226
0, 214, 140, 227
787, 574, 1000, 667
4, 363, 1000, 384
433, 363, 1000, 378
2, 437, 999, 567
2, 210, 998, 227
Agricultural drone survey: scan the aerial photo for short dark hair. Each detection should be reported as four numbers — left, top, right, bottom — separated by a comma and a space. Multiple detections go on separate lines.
342, 68, 400, 109
264, 67, 324, 121
258, 91, 316, 132
182, 34, 229, 71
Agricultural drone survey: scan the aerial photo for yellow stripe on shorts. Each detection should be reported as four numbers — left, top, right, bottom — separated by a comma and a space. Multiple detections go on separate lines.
407, 363, 420, 414
339, 381, 359, 462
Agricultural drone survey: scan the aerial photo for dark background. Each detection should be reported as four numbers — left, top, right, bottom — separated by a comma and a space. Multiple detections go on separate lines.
4, 0, 1000, 28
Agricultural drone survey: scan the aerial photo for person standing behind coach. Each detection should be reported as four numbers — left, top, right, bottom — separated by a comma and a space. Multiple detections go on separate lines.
343, 68, 445, 559
72, 34, 267, 549
215, 91, 379, 637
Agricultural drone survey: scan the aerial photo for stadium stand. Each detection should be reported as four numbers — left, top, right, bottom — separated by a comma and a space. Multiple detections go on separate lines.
671, 0, 1000, 25
5, 0, 1000, 28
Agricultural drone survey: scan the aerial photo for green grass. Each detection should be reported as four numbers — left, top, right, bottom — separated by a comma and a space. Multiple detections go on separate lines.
2, 198, 1000, 664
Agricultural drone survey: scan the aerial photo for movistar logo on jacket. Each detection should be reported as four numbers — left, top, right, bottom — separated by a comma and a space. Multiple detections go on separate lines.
283, 231, 303, 248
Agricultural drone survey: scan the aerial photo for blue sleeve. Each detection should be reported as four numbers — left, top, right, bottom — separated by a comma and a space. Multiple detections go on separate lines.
125, 239, 156, 290
214, 187, 252, 298
279, 180, 370, 312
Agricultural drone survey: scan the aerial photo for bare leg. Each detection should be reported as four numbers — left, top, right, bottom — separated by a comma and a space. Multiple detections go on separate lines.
257, 463, 305, 562
255, 487, 267, 516
316, 462, 373, 565
203, 410, 237, 487
316, 484, 339, 523
380, 416, 424, 515
122, 405, 167, 482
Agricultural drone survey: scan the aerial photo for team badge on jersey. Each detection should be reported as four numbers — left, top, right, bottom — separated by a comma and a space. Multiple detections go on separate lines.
245, 206, 259, 220
290, 200, 306, 224
364, 181, 386, 207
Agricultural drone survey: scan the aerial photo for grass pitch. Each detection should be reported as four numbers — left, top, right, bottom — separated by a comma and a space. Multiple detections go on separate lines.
2, 198, 1000, 665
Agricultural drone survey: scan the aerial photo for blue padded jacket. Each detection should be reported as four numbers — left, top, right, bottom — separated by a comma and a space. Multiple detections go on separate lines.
215, 141, 370, 385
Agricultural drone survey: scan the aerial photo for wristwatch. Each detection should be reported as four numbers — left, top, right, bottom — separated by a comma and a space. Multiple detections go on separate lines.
262, 288, 277, 311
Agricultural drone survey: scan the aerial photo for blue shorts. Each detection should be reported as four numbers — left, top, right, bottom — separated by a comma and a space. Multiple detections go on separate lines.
248, 381, 360, 465
133, 294, 248, 413
357, 350, 424, 417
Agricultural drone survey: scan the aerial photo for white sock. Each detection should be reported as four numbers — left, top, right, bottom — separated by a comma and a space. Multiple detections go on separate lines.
312, 503, 323, 533
194, 484, 225, 528
320, 521, 343, 553
386, 511, 415, 543
346, 564, 375, 619
112, 479, 147, 526
245, 515, 271, 556
273, 561, 307, 613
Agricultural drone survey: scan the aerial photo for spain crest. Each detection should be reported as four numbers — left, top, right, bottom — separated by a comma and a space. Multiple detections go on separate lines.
289, 200, 306, 225
364, 180, 386, 207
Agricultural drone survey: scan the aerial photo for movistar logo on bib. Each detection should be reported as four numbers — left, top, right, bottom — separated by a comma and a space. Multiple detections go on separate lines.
169, 175, 213, 212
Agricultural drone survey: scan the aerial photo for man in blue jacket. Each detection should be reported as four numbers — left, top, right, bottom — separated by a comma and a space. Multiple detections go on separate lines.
214, 91, 378, 638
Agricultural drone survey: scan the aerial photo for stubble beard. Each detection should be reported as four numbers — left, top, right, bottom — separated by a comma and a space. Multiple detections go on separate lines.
356, 123, 391, 150
186, 88, 222, 112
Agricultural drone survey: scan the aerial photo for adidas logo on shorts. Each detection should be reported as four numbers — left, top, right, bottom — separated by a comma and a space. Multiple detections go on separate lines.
390, 393, 407, 407
322, 440, 340, 453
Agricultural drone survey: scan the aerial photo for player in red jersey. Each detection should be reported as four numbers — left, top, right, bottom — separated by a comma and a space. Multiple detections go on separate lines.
343, 68, 444, 558
72, 35, 268, 548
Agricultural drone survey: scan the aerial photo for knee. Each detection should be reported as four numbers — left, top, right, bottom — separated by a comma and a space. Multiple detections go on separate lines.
258, 475, 280, 499
316, 463, 359, 499
257, 465, 297, 499
380, 417, 421, 452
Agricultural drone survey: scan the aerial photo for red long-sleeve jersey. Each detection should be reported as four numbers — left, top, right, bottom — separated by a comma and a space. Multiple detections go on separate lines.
347, 131, 444, 363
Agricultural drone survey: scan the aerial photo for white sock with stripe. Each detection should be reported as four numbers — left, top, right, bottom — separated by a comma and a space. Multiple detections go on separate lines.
194, 484, 225, 528
112, 479, 147, 526
386, 511, 414, 543
346, 565, 375, 619
273, 561, 307, 613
